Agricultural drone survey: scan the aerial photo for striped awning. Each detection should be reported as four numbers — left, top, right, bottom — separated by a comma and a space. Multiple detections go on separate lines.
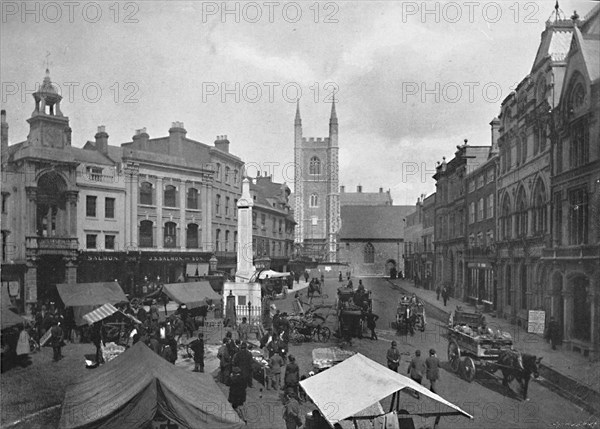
83, 303, 118, 325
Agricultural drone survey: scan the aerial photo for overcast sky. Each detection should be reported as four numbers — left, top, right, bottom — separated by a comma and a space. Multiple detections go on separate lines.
1, 1, 595, 205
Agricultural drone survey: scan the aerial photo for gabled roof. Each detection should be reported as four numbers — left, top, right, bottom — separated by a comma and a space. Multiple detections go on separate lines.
531, 20, 573, 71
340, 191, 392, 206
71, 146, 115, 166
339, 205, 414, 240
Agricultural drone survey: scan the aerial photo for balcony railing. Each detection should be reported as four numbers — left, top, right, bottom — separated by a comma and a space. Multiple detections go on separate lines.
26, 236, 78, 252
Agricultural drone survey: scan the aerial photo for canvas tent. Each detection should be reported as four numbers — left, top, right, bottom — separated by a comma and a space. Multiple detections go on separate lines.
57, 282, 128, 326
82, 303, 141, 325
300, 353, 473, 428
1, 285, 26, 330
256, 269, 290, 280
161, 281, 221, 309
59, 342, 243, 429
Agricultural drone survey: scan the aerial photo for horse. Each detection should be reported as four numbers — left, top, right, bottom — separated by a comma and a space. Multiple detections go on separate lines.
497, 350, 542, 400
307, 278, 322, 300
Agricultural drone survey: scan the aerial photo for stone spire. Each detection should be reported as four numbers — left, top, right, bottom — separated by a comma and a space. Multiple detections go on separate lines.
329, 96, 338, 126
295, 98, 302, 126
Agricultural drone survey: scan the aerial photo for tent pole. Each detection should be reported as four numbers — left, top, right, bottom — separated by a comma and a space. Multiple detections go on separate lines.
389, 392, 396, 412
434, 415, 441, 428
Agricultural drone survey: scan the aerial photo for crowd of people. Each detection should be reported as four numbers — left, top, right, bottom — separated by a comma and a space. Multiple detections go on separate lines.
387, 341, 441, 395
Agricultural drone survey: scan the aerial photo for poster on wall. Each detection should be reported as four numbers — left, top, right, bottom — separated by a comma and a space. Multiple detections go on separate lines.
528, 310, 546, 334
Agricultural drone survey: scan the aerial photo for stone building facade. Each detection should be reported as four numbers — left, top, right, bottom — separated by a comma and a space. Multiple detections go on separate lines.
541, 6, 600, 358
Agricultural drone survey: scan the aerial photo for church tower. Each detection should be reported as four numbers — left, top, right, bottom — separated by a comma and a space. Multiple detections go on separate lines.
293, 100, 340, 262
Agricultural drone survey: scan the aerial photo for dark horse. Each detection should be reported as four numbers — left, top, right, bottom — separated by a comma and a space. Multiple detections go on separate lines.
307, 278, 322, 299
497, 350, 542, 400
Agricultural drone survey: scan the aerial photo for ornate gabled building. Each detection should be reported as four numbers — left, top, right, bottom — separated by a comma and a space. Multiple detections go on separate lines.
495, 5, 575, 329
542, 5, 600, 359
1, 70, 80, 311
293, 101, 340, 262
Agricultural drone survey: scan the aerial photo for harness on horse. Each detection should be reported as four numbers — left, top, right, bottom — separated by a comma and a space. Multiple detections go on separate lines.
499, 349, 524, 371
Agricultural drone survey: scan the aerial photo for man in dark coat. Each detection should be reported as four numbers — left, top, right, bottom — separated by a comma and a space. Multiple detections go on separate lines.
365, 309, 379, 340
386, 341, 400, 372
407, 350, 426, 399
425, 349, 440, 393
90, 321, 105, 365
284, 355, 300, 397
189, 333, 204, 372
218, 338, 231, 383
49, 320, 63, 362
228, 366, 247, 422
283, 388, 302, 429
442, 286, 449, 306
546, 317, 560, 350
232, 342, 254, 388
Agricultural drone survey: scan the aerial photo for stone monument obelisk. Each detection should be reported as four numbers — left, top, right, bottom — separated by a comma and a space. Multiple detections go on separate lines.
235, 177, 256, 282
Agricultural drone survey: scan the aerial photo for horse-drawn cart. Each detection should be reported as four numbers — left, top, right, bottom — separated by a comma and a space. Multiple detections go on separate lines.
394, 295, 426, 335
446, 308, 513, 382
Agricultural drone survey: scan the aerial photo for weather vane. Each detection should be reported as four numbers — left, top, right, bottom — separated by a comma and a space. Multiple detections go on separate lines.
45, 51, 51, 71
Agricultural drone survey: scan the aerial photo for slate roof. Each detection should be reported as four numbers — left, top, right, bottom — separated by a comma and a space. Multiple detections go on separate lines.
340, 191, 393, 206
339, 205, 414, 240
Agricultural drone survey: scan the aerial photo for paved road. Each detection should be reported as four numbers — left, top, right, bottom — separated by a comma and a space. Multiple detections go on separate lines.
357, 277, 597, 429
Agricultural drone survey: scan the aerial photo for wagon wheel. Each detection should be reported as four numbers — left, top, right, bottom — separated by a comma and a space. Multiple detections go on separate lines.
461, 357, 476, 382
317, 326, 331, 343
447, 341, 461, 373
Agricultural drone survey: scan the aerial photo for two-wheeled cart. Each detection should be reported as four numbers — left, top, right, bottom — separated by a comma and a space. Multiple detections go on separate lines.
446, 308, 513, 382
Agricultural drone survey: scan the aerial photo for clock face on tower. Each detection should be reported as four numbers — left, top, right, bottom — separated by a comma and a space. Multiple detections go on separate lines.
43, 127, 63, 148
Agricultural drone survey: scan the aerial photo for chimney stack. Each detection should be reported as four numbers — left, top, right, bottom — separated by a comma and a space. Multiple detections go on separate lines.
340, 185, 345, 193
214, 134, 230, 153
168, 121, 187, 157
357, 185, 362, 193
379, 187, 383, 193
1, 110, 8, 156
132, 127, 150, 151
95, 125, 109, 155
490, 117, 500, 154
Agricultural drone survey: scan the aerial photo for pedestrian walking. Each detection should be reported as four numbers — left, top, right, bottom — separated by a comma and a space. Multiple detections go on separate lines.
436, 286, 441, 301
339, 271, 343, 282
283, 389, 303, 429
267, 349, 284, 390
442, 286, 449, 307
545, 317, 560, 350
425, 349, 440, 393
407, 350, 426, 398
304, 271, 309, 283
284, 355, 300, 397
228, 366, 247, 423
49, 319, 64, 362
189, 333, 205, 372
386, 341, 401, 372
232, 342, 254, 388
365, 309, 379, 340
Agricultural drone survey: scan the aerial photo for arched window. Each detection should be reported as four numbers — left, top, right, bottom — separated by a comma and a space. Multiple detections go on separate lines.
516, 187, 528, 238
506, 142, 512, 171
532, 180, 547, 235
164, 185, 177, 207
309, 194, 318, 207
186, 223, 199, 248
501, 194, 512, 240
363, 242, 375, 264
568, 82, 586, 117
187, 188, 199, 209
216, 163, 222, 181
225, 230, 230, 251
215, 229, 221, 251
515, 139, 522, 166
520, 135, 527, 165
309, 156, 321, 175
164, 222, 177, 248
225, 166, 230, 183
140, 182, 153, 205
139, 220, 153, 247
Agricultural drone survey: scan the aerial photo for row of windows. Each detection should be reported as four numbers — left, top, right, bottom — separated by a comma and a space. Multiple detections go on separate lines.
138, 221, 201, 248
468, 195, 494, 224
467, 169, 495, 193
86, 233, 116, 250
251, 212, 291, 234
499, 182, 548, 240
140, 183, 201, 209
214, 229, 238, 252
215, 195, 238, 217
86, 196, 115, 219
253, 238, 292, 257
214, 164, 240, 186
468, 230, 494, 247
499, 127, 546, 174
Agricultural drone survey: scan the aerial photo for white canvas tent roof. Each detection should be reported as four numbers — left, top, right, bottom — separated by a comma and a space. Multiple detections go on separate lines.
300, 353, 473, 426
256, 270, 290, 280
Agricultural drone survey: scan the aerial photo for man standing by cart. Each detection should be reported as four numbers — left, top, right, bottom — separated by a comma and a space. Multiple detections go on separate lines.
189, 333, 205, 372
426, 349, 440, 393
49, 319, 64, 362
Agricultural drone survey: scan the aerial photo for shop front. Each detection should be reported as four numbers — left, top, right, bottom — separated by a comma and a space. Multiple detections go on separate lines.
466, 261, 495, 310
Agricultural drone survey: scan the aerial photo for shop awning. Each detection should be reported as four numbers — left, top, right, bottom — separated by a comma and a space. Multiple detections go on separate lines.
300, 353, 473, 426
161, 282, 220, 309
56, 282, 128, 307
82, 303, 142, 325
256, 270, 290, 280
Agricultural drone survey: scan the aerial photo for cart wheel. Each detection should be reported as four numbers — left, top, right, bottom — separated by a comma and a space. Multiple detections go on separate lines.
448, 341, 461, 373
462, 357, 476, 382
318, 326, 331, 343
290, 329, 303, 344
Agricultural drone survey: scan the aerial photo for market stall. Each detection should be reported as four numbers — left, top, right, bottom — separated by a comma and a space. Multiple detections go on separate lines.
56, 282, 128, 326
311, 347, 356, 372
300, 353, 473, 429
161, 281, 220, 313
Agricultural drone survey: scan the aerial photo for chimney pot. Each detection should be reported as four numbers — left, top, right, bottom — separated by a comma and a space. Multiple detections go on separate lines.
379, 187, 383, 193
340, 185, 345, 193
357, 185, 362, 193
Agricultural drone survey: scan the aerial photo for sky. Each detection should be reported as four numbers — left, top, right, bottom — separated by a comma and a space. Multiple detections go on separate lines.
1, 0, 596, 205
